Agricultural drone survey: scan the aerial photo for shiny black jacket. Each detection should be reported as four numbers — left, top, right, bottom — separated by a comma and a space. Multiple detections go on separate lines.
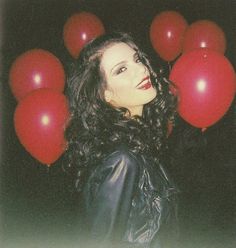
80, 146, 179, 248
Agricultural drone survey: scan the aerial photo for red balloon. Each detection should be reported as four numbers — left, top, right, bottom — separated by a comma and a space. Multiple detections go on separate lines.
14, 89, 70, 165
9, 49, 65, 101
150, 11, 188, 61
183, 20, 226, 54
63, 12, 105, 58
169, 49, 236, 128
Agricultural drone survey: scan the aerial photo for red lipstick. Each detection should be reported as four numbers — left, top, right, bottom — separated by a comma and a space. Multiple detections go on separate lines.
137, 76, 152, 90
138, 82, 152, 89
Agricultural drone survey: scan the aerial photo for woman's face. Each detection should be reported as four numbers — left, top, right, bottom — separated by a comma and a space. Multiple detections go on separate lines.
100, 42, 157, 116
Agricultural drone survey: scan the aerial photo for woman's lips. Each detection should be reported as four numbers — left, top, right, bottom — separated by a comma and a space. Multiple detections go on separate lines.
137, 81, 152, 90
137, 76, 152, 90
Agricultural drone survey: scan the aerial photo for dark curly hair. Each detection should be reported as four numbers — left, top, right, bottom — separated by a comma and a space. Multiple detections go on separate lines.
64, 32, 177, 191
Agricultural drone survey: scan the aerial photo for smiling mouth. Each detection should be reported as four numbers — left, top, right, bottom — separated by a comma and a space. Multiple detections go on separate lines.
136, 76, 152, 90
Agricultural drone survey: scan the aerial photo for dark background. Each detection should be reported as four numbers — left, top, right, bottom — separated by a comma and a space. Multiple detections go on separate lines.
1, 0, 236, 247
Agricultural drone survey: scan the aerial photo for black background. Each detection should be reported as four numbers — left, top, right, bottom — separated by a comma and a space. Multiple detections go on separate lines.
1, 0, 236, 247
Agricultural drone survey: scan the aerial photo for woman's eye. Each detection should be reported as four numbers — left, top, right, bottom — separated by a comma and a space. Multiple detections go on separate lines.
136, 58, 141, 63
116, 66, 127, 74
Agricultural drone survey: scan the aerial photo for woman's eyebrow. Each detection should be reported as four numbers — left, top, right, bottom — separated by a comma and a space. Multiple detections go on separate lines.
133, 52, 139, 59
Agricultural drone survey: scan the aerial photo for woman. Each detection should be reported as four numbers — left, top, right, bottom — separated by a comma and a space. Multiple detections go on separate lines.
65, 32, 178, 248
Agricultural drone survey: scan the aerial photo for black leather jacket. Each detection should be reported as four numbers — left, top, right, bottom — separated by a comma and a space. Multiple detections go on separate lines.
80, 146, 179, 248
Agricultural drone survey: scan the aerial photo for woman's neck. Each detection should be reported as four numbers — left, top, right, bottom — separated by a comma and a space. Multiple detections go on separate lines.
128, 105, 143, 117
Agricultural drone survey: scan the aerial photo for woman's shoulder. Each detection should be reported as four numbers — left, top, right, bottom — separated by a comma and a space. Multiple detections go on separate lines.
105, 145, 137, 160
84, 145, 140, 192
89, 145, 141, 179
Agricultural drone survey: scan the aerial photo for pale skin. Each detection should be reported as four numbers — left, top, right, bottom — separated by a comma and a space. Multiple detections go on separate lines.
100, 43, 157, 116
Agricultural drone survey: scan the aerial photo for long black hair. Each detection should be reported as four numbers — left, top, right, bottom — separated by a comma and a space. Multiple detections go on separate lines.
64, 32, 177, 191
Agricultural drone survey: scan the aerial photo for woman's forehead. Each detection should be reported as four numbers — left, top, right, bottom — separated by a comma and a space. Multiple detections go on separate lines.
101, 43, 135, 70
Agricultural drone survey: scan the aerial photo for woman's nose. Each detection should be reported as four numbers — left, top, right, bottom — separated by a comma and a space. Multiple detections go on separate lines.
135, 62, 147, 74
